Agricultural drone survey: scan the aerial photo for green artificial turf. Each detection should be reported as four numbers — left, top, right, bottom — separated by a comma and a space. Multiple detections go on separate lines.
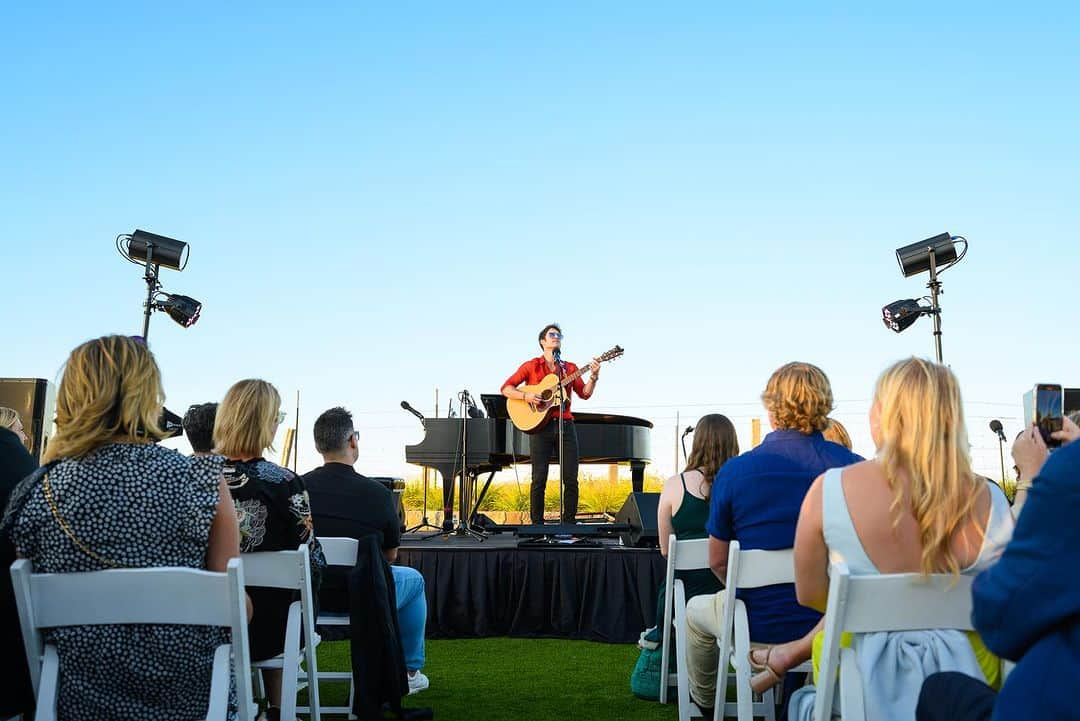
312, 637, 678, 720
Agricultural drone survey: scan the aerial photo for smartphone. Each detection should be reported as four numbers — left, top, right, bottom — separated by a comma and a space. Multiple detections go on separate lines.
1026, 383, 1064, 448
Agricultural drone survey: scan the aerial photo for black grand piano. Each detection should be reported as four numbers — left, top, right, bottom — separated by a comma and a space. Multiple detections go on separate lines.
405, 396, 652, 530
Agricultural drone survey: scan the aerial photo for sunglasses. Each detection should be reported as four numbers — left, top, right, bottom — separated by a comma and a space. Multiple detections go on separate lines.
547, 332, 563, 339
276, 410, 288, 424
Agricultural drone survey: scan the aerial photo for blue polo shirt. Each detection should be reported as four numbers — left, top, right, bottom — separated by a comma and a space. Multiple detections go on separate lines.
706, 429, 862, 644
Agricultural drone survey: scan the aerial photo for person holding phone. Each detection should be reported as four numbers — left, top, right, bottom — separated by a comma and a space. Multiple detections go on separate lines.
1011, 415, 1080, 517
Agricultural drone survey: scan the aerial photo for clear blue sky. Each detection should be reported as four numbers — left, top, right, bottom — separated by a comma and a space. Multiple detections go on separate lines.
2, 2, 1077, 480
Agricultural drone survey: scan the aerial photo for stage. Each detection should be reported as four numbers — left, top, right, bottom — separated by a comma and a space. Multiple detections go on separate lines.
397, 532, 666, 644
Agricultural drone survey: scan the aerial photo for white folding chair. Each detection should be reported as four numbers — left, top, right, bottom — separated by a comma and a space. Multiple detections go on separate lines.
241, 545, 321, 721
10, 557, 255, 721
713, 541, 813, 721
300, 536, 359, 720
813, 561, 975, 721
659, 535, 711, 711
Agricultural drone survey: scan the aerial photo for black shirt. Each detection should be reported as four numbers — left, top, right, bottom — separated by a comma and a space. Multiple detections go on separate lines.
302, 462, 400, 614
302, 462, 400, 550
0, 427, 37, 717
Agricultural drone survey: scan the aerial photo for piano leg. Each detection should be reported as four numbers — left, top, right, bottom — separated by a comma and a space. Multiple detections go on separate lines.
441, 471, 455, 533
631, 461, 646, 494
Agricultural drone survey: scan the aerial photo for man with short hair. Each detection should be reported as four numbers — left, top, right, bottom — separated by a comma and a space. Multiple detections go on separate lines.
500, 322, 601, 524
684, 362, 862, 715
301, 407, 429, 694
182, 402, 218, 456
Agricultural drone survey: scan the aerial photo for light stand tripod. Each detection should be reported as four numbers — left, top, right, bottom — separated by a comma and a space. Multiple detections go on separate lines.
406, 467, 442, 534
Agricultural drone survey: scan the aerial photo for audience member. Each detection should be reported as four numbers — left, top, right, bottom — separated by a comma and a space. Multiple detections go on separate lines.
1, 423, 38, 718
822, 417, 852, 449
0, 407, 29, 445
2, 335, 240, 720
215, 378, 325, 720
788, 357, 1014, 721
916, 422, 1080, 721
1010, 415, 1080, 516
182, 402, 218, 456
302, 406, 430, 694
640, 414, 739, 649
684, 362, 862, 714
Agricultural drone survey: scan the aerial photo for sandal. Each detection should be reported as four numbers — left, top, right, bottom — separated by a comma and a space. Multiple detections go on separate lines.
747, 647, 783, 695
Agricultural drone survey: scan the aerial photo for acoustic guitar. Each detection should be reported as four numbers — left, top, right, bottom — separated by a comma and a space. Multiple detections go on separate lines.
506, 345, 624, 432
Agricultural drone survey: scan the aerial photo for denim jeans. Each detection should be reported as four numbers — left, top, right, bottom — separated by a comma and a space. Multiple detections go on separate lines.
392, 565, 427, 671
527, 419, 579, 523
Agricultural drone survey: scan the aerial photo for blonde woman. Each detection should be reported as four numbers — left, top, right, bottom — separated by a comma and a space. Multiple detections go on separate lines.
215, 379, 324, 720
2, 335, 240, 721
0, 406, 28, 444
788, 358, 1015, 721
822, 417, 852, 449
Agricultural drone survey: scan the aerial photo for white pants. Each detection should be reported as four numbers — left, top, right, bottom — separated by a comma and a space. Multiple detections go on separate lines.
686, 590, 729, 708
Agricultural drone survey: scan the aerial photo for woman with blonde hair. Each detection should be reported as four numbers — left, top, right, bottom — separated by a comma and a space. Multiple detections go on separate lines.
215, 378, 324, 721
2, 335, 240, 720
787, 357, 1014, 721
822, 417, 852, 449
0, 407, 28, 445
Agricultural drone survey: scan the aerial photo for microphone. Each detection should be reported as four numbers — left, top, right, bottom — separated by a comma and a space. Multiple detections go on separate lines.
989, 419, 1007, 443
682, 425, 694, 437
400, 400, 425, 422
553, 347, 563, 367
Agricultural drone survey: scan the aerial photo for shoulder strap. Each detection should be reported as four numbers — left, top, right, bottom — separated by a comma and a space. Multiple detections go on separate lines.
821, 467, 879, 574
679, 472, 688, 491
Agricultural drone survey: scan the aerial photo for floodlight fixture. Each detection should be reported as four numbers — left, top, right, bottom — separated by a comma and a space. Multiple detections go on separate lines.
883, 232, 969, 363
882, 298, 932, 334
115, 229, 201, 340
156, 294, 202, 328
120, 230, 191, 271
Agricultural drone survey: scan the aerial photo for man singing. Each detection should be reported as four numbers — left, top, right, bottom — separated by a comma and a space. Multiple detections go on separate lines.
501, 323, 600, 524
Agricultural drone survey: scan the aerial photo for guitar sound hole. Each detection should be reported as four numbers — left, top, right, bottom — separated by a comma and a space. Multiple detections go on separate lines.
541, 390, 553, 402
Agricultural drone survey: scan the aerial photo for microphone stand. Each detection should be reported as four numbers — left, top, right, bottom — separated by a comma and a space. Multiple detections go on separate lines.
555, 353, 567, 528
996, 432, 1007, 489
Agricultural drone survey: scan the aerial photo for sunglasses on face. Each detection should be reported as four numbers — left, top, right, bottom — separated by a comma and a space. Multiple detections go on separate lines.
547, 332, 563, 339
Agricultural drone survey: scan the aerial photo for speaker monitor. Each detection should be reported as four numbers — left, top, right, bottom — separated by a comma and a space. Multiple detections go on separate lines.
0, 378, 56, 462
615, 491, 660, 548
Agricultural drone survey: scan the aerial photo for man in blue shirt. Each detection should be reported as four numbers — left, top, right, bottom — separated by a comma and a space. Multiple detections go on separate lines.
685, 362, 862, 714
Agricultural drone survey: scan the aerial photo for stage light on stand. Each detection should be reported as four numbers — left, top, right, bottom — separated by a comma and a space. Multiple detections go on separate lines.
115, 229, 201, 341
881, 232, 968, 363
882, 298, 930, 333
157, 294, 202, 328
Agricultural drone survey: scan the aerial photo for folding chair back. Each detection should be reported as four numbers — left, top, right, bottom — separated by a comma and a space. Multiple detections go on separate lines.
241, 545, 321, 721
660, 535, 711, 708
714, 541, 807, 721
10, 558, 255, 721
813, 562, 975, 721
301, 536, 361, 718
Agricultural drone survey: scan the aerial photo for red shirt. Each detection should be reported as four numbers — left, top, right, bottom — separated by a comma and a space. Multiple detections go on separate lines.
503, 355, 593, 420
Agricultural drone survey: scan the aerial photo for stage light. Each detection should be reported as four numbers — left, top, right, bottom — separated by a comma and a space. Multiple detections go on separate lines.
122, 230, 190, 271
895, 233, 957, 278
882, 299, 929, 333
882, 233, 968, 362
157, 294, 202, 328
115, 229, 201, 340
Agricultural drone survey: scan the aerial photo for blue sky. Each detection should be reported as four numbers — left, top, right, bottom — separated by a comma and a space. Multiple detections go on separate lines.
2, 3, 1077, 480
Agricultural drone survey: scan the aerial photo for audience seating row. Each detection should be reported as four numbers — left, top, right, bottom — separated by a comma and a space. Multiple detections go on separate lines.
660, 535, 988, 721
11, 540, 362, 721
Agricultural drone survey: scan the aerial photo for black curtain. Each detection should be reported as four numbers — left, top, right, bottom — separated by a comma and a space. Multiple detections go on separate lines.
398, 546, 665, 643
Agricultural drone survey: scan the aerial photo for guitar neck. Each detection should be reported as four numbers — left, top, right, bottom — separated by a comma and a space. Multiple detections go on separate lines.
557, 362, 591, 388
